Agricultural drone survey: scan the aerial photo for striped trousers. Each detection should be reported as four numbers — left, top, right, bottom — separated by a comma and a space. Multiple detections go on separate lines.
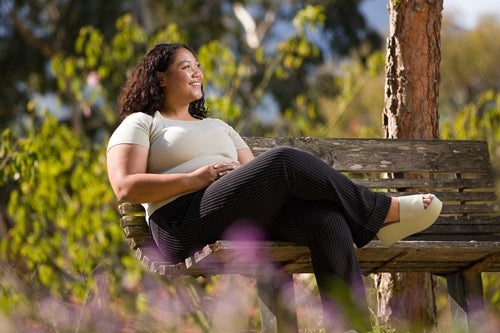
149, 146, 392, 329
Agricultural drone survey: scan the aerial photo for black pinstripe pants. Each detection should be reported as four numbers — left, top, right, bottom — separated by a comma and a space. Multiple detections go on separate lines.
150, 146, 392, 328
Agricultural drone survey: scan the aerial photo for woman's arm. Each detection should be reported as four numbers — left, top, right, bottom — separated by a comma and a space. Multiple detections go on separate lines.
107, 143, 235, 203
237, 147, 254, 164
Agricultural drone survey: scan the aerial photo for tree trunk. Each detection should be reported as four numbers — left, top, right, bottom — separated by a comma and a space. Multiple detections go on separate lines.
375, 273, 438, 332
383, 0, 441, 139
378, 0, 443, 331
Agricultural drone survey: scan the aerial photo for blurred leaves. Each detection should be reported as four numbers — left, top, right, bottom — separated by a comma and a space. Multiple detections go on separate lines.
441, 90, 500, 170
1, 115, 123, 301
49, 14, 186, 136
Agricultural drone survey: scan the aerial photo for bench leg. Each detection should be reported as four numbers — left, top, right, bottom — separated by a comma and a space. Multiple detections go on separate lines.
257, 274, 299, 333
446, 271, 487, 332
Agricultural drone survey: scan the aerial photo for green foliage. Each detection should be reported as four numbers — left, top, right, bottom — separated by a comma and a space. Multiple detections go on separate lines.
441, 90, 500, 166
0, 0, 128, 130
1, 1, 382, 135
196, 6, 324, 136
440, 19, 500, 116
311, 50, 386, 137
0, 115, 125, 302
280, 5, 324, 72
49, 14, 186, 136
441, 91, 500, 317
293, 5, 326, 32
197, 40, 246, 121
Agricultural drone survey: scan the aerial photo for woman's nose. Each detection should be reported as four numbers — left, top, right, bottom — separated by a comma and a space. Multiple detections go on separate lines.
193, 67, 203, 78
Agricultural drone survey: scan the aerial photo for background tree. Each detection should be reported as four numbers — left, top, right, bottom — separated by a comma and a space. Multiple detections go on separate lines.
377, 0, 442, 331
0, 0, 381, 138
0, 0, 128, 129
440, 17, 500, 120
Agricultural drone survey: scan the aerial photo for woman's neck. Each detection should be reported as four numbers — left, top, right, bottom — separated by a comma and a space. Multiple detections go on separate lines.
160, 109, 198, 121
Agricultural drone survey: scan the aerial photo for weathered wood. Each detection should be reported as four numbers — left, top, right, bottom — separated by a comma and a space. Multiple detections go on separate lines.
257, 275, 299, 333
245, 138, 492, 173
125, 238, 500, 277
117, 138, 500, 331
447, 271, 487, 331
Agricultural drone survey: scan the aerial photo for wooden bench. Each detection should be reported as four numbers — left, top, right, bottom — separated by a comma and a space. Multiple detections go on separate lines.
118, 138, 500, 332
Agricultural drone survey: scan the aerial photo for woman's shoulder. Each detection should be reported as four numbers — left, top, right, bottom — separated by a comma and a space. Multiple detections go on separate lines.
126, 111, 154, 122
204, 117, 232, 127
108, 112, 153, 150
118, 111, 154, 128
111, 112, 154, 136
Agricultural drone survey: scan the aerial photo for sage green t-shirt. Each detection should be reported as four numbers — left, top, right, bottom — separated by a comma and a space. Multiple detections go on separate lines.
107, 111, 249, 220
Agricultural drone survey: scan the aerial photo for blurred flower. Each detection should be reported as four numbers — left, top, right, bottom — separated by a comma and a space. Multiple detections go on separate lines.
86, 71, 100, 87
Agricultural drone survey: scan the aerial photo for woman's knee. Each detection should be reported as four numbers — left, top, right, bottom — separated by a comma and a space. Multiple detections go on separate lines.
264, 146, 312, 164
267, 145, 300, 156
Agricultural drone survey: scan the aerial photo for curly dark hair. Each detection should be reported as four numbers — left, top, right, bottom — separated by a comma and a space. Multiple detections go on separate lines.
117, 43, 208, 120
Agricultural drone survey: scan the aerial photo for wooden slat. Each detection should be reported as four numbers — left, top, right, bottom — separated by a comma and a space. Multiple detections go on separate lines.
423, 191, 497, 202
135, 245, 183, 272
440, 203, 499, 214
351, 178, 496, 189
173, 240, 500, 276
245, 138, 492, 173
122, 225, 150, 238
118, 202, 145, 216
120, 215, 148, 227
128, 237, 155, 250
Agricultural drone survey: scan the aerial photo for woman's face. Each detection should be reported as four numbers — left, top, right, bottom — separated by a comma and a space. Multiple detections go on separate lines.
159, 47, 204, 105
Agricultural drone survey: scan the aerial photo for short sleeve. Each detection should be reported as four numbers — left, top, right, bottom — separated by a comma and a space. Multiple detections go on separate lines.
107, 112, 153, 152
218, 119, 249, 150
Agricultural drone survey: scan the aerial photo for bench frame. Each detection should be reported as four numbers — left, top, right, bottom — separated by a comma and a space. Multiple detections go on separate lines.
119, 138, 500, 332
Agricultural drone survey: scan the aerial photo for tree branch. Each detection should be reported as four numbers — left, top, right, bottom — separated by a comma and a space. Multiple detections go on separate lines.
8, 8, 55, 58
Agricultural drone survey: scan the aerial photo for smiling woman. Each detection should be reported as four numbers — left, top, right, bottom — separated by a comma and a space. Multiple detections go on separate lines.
105, 42, 441, 332
115, 43, 209, 121
156, 47, 204, 119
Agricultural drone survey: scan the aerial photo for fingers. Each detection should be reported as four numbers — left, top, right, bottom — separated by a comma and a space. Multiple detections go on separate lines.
213, 162, 240, 169
212, 162, 240, 178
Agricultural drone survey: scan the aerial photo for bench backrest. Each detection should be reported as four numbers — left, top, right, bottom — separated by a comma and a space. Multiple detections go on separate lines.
247, 138, 499, 241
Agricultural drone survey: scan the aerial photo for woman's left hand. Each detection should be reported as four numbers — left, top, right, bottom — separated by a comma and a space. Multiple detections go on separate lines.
213, 162, 241, 179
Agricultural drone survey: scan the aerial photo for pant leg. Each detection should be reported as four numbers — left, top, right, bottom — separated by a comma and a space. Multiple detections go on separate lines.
150, 146, 391, 260
203, 146, 391, 246
270, 199, 372, 331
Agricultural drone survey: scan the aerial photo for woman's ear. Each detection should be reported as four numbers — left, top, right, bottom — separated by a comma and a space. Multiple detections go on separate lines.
156, 71, 166, 87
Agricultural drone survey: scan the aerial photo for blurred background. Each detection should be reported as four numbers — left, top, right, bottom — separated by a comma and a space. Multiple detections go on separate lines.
1, 0, 499, 332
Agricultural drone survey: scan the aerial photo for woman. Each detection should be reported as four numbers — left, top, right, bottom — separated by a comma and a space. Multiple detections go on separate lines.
107, 43, 442, 331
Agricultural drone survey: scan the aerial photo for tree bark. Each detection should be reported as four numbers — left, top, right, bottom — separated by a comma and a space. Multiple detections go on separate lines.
375, 273, 438, 331
383, 0, 442, 139
378, 0, 443, 331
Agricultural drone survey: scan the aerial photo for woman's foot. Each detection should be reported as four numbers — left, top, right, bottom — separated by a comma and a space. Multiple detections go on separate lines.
377, 194, 442, 245
383, 194, 434, 224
